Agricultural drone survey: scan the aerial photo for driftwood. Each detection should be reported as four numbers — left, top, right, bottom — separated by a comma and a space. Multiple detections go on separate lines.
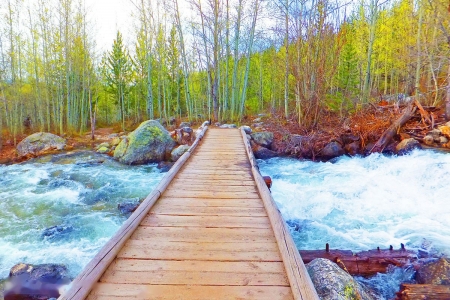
396, 284, 450, 300
371, 102, 417, 153
299, 245, 417, 277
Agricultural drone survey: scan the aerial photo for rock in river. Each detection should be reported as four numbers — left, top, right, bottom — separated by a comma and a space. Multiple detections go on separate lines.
4, 263, 70, 300
114, 120, 176, 165
17, 132, 66, 158
306, 258, 376, 300
251, 132, 274, 149
416, 258, 450, 285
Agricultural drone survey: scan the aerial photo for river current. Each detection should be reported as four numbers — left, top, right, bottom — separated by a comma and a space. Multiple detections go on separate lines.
0, 151, 164, 280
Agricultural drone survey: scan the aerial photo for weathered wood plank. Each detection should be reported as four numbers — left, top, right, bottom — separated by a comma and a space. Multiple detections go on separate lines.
130, 226, 277, 243
396, 284, 450, 300
150, 204, 267, 216
162, 190, 260, 199
88, 283, 294, 300
100, 269, 289, 286
153, 198, 264, 207
142, 214, 271, 228
168, 183, 257, 192
109, 259, 287, 273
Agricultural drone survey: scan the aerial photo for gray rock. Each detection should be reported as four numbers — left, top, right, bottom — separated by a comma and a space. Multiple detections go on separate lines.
251, 132, 274, 148
42, 224, 73, 240
252, 122, 264, 128
114, 120, 176, 165
97, 146, 110, 154
306, 258, 376, 300
241, 126, 252, 134
321, 141, 345, 159
220, 124, 237, 129
344, 141, 361, 156
17, 133, 66, 157
111, 137, 121, 147
428, 129, 442, 142
423, 135, 435, 146
96, 142, 110, 150
118, 201, 140, 215
171, 145, 190, 162
4, 263, 70, 300
254, 147, 278, 159
179, 122, 191, 128
181, 127, 193, 134
157, 161, 175, 172
396, 138, 421, 154
416, 258, 450, 285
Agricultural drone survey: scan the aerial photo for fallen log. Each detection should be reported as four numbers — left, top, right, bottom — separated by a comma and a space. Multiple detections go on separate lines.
300, 245, 417, 277
371, 101, 417, 153
396, 284, 450, 300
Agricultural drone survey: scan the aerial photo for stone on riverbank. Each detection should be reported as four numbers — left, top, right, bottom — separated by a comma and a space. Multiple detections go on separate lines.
17, 133, 66, 158
4, 263, 70, 300
306, 258, 376, 300
251, 132, 274, 149
114, 120, 176, 165
416, 258, 450, 285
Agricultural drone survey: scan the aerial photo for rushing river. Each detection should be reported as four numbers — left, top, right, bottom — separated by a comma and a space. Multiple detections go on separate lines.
258, 149, 450, 298
0, 151, 164, 281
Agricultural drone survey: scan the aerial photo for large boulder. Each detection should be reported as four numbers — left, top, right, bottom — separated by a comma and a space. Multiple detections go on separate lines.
416, 258, 450, 285
4, 263, 70, 300
17, 133, 66, 157
251, 141, 277, 159
306, 258, 376, 300
171, 145, 190, 162
114, 120, 176, 165
321, 141, 345, 159
251, 132, 274, 148
396, 138, 421, 155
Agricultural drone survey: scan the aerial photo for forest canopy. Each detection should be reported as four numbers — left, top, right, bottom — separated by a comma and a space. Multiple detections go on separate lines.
0, 0, 449, 144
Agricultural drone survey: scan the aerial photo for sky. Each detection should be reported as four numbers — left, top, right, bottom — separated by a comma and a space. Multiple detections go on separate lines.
85, 0, 134, 52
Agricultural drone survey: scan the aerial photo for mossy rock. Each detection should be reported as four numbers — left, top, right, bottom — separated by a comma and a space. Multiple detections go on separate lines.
17, 132, 66, 157
114, 120, 176, 165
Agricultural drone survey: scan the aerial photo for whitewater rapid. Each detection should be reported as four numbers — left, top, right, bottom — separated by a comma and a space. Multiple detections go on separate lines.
0, 152, 164, 279
258, 149, 450, 255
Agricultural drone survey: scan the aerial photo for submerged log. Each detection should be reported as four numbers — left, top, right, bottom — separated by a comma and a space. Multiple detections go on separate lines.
371, 101, 417, 153
396, 284, 450, 300
299, 246, 417, 277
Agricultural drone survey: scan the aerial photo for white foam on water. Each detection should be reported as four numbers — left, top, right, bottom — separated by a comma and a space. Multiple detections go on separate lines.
258, 150, 450, 254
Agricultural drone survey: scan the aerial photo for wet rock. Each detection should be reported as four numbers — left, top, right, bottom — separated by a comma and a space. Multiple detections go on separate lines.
423, 135, 435, 146
251, 141, 277, 159
306, 258, 376, 300
114, 120, 176, 165
344, 141, 361, 156
118, 201, 140, 215
396, 138, 421, 155
171, 145, 190, 162
428, 129, 442, 142
41, 224, 73, 240
4, 263, 70, 300
220, 124, 237, 129
17, 133, 66, 158
416, 258, 450, 285
241, 126, 252, 134
179, 122, 191, 128
340, 134, 359, 145
320, 141, 345, 159
157, 161, 175, 172
251, 132, 274, 149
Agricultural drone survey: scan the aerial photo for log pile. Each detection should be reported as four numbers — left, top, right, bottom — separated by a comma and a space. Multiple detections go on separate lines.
396, 284, 450, 300
299, 244, 417, 277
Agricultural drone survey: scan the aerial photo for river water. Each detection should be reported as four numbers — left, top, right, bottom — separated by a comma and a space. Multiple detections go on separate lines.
258, 149, 450, 298
1, 149, 448, 298
0, 151, 164, 280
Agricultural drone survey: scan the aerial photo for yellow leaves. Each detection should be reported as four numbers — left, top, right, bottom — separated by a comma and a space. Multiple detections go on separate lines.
20, 83, 33, 96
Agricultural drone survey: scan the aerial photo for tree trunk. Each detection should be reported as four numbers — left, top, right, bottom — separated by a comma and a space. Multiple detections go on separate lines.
371, 101, 416, 153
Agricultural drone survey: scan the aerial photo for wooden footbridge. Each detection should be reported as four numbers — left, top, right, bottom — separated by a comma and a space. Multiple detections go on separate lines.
59, 124, 319, 300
